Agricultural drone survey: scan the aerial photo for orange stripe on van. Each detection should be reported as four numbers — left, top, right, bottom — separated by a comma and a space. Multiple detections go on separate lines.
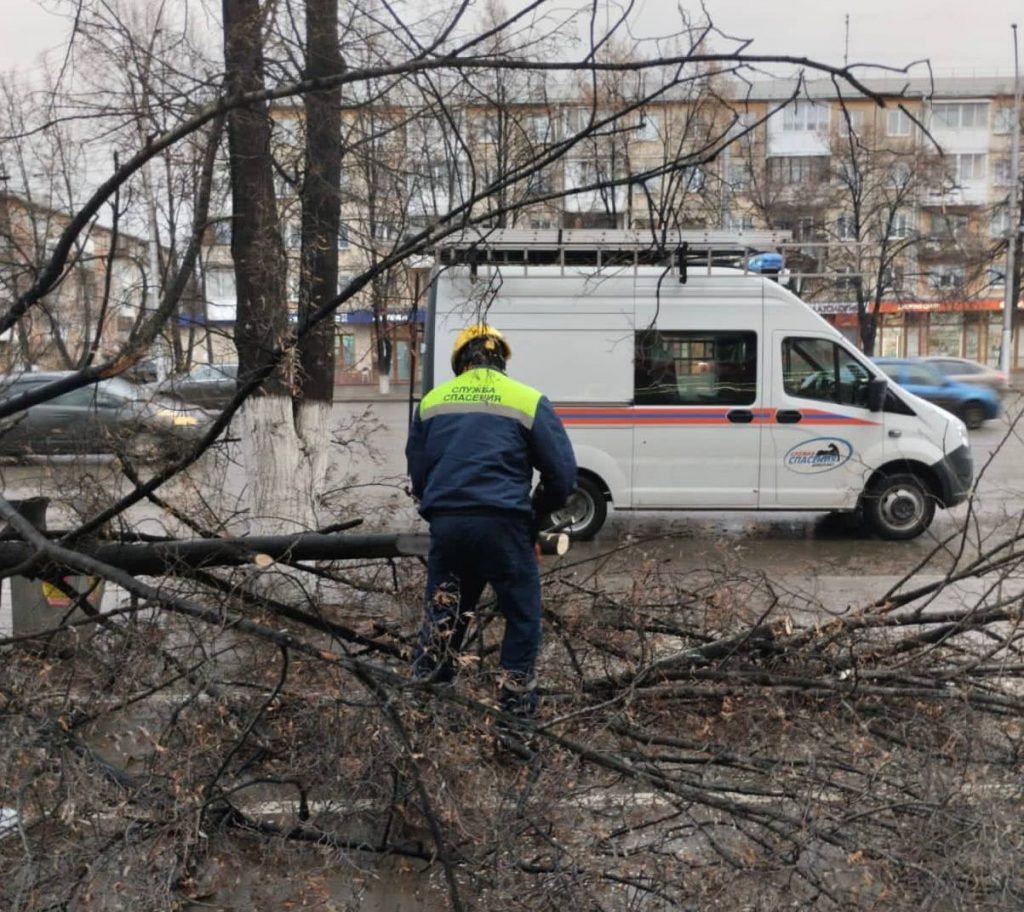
555, 406, 879, 427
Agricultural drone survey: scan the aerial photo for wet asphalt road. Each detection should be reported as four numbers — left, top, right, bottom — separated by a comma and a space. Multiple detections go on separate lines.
337, 398, 1024, 612
0, 396, 1021, 617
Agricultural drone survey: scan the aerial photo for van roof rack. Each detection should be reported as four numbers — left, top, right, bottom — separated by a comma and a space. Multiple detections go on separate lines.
435, 228, 793, 281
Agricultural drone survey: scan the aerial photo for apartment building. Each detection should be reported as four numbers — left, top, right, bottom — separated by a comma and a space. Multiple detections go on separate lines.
201, 73, 1023, 386
733, 76, 1021, 365
0, 191, 154, 371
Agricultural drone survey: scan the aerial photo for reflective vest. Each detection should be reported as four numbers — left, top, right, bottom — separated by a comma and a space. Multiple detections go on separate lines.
406, 368, 577, 519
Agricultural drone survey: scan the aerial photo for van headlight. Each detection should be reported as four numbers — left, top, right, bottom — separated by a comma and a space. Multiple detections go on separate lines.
954, 418, 969, 447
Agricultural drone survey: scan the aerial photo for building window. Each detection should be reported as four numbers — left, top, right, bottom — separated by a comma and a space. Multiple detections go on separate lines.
635, 112, 660, 142
993, 105, 1016, 134
725, 161, 752, 188
928, 266, 965, 290
994, 158, 1012, 186
887, 161, 913, 189
562, 107, 589, 136
932, 101, 989, 129
372, 223, 399, 242
723, 212, 754, 231
338, 333, 356, 369
479, 114, 499, 144
782, 101, 829, 132
338, 223, 349, 249
205, 267, 236, 302
524, 167, 555, 198
768, 155, 830, 184
888, 212, 912, 239
562, 211, 618, 229
932, 212, 969, 238
565, 159, 601, 189
727, 111, 756, 140
525, 114, 552, 144
208, 216, 232, 245
953, 153, 985, 182
681, 167, 705, 192
634, 330, 757, 406
990, 208, 1011, 238
987, 266, 1007, 287
834, 266, 858, 295
835, 214, 857, 240
779, 215, 822, 242
886, 108, 913, 136
882, 265, 905, 291
838, 107, 865, 136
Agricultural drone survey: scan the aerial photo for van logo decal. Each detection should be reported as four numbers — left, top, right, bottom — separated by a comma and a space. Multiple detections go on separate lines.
784, 437, 853, 474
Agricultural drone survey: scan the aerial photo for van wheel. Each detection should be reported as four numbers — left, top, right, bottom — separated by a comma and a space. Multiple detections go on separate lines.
862, 472, 935, 540
544, 476, 607, 541
960, 401, 986, 430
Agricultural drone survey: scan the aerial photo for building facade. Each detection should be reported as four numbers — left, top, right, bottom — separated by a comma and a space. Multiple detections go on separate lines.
126, 72, 1024, 386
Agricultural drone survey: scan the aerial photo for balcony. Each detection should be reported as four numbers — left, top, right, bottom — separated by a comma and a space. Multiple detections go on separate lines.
921, 182, 988, 207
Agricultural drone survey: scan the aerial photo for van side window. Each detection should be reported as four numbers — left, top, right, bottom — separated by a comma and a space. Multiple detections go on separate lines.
634, 330, 757, 405
782, 337, 872, 408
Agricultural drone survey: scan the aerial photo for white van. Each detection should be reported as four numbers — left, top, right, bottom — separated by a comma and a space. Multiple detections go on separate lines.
421, 230, 974, 540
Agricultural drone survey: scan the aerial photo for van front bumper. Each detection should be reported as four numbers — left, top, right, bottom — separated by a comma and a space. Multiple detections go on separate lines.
931, 444, 973, 508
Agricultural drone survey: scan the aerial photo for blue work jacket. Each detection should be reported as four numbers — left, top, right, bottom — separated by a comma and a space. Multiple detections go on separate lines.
406, 367, 577, 521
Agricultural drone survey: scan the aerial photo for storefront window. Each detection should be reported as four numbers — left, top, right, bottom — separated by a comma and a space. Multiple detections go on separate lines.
988, 317, 1003, 365
338, 333, 356, 368
396, 339, 411, 381
927, 314, 961, 356
963, 315, 982, 361
880, 319, 903, 357
905, 313, 924, 357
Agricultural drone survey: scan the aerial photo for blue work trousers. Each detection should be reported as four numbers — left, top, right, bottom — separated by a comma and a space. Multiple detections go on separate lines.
413, 512, 541, 713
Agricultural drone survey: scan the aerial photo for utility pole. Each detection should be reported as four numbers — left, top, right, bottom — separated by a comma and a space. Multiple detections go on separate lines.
844, 14, 850, 67
1000, 23, 1021, 377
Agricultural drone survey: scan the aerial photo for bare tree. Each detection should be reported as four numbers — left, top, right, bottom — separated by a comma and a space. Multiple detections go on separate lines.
5, 2, 1020, 909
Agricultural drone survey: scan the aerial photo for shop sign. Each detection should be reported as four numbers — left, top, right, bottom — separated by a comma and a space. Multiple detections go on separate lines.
809, 301, 859, 315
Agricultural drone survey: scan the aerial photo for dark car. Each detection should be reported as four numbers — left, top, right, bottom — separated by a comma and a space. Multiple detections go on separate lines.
872, 358, 1001, 429
159, 363, 238, 408
0, 372, 210, 458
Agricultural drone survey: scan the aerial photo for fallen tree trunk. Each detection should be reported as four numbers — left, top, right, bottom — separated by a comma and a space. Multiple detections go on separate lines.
0, 530, 430, 578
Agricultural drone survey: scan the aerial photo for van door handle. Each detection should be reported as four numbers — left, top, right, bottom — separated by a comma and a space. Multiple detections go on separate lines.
727, 409, 754, 424
776, 410, 802, 424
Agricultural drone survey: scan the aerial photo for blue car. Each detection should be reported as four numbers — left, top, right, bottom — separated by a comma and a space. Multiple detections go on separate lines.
873, 358, 1000, 430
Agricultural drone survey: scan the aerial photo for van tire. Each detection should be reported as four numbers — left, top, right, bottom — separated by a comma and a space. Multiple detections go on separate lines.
959, 401, 986, 430
862, 472, 935, 540
543, 476, 607, 541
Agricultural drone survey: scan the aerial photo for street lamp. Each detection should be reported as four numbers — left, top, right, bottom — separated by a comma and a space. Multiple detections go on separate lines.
1000, 24, 1022, 377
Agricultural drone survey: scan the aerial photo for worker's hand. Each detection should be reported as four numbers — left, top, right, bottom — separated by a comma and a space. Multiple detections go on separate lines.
534, 542, 542, 563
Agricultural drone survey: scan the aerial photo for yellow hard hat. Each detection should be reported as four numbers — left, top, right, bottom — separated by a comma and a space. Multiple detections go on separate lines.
450, 324, 511, 372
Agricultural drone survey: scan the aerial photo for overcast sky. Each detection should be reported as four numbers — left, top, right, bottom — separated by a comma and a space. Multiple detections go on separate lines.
0, 0, 1020, 77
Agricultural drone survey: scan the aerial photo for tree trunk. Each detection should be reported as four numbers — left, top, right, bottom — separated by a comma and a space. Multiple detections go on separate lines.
295, 0, 342, 502
222, 0, 301, 536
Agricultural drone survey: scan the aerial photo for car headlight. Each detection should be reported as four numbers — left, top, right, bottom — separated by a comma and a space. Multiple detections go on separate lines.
155, 408, 198, 427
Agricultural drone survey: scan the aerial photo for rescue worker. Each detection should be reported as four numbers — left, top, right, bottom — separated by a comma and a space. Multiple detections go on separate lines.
406, 323, 577, 716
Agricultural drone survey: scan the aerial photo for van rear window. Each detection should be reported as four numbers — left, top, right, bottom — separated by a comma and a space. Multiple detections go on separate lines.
634, 330, 757, 406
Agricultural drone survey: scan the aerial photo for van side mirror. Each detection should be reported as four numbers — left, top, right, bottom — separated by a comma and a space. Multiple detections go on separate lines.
867, 376, 888, 412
